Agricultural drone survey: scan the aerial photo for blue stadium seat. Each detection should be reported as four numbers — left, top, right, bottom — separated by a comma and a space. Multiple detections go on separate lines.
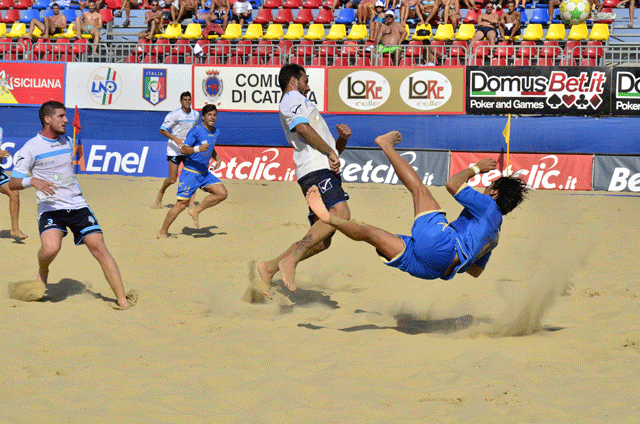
62, 8, 76, 22
528, 7, 549, 24
19, 8, 40, 23
335, 7, 355, 24
32, 0, 49, 10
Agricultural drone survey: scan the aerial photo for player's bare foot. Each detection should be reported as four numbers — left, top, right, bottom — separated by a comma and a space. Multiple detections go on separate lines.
306, 186, 331, 224
157, 231, 168, 239
374, 131, 402, 149
257, 261, 278, 287
188, 207, 200, 229
11, 230, 28, 240
152, 192, 163, 209
278, 256, 297, 292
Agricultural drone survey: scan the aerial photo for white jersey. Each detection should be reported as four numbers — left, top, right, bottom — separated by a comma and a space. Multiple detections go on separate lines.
160, 108, 200, 156
233, 0, 252, 14
279, 90, 336, 179
12, 133, 88, 216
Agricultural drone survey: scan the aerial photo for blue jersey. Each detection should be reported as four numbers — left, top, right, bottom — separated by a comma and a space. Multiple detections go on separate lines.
182, 124, 220, 173
449, 184, 503, 276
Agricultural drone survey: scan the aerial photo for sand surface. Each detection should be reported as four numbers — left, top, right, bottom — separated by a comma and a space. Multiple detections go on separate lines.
1, 175, 639, 423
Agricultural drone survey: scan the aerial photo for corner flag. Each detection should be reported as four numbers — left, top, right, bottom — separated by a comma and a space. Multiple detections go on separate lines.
502, 114, 511, 176
72, 106, 84, 173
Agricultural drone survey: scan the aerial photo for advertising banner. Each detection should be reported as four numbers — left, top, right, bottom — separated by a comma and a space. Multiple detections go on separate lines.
64, 63, 192, 111
340, 149, 449, 186
214, 145, 296, 181
611, 67, 640, 116
466, 66, 611, 116
0, 62, 65, 106
192, 66, 326, 112
450, 152, 593, 190
327, 67, 465, 115
593, 155, 640, 192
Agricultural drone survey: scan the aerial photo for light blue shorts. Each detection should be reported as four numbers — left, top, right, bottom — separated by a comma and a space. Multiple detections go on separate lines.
177, 167, 221, 199
383, 211, 457, 280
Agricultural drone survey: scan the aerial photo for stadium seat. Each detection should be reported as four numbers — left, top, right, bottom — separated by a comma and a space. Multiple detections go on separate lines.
160, 23, 182, 39
221, 23, 242, 39
603, 0, 620, 6
294, 8, 313, 24
332, 56, 350, 66
513, 57, 530, 65
273, 8, 293, 24
442, 57, 461, 65
62, 8, 76, 22
267, 55, 285, 65
203, 56, 221, 64
246, 55, 263, 65
429, 39, 446, 57
283, 0, 302, 8
314, 8, 334, 24
32, 0, 48, 9
468, 57, 485, 65
346, 23, 367, 40
354, 56, 371, 66
545, 23, 566, 40
311, 56, 327, 65
494, 40, 515, 58
52, 37, 70, 54
263, 23, 283, 39
326, 23, 346, 40
304, 23, 325, 40
450, 39, 467, 58
564, 39, 582, 58
335, 7, 355, 24
528, 7, 549, 24
283, 23, 303, 39
580, 57, 596, 66
276, 38, 293, 55
302, 0, 322, 7
376, 55, 394, 66
522, 23, 543, 40
173, 38, 192, 55
472, 39, 490, 59
491, 57, 507, 65
152, 38, 171, 55
0, 22, 4, 36
433, 23, 454, 41
454, 23, 475, 41
253, 8, 273, 24
516, 40, 537, 60
233, 39, 253, 56
519, 8, 527, 24
294, 38, 314, 59
105, 0, 122, 9
398, 57, 415, 66
213, 39, 231, 55
539, 40, 560, 61
163, 54, 179, 63
124, 53, 139, 63
253, 39, 273, 56
584, 40, 603, 58
318, 39, 336, 57
0, 0, 14, 8
15, 35, 29, 52
589, 23, 609, 40
6, 22, 25, 38
411, 23, 432, 40
19, 8, 39, 24
99, 8, 113, 23
142, 54, 158, 63
289, 55, 305, 65
0, 9, 20, 23
568, 22, 588, 40
13, 0, 31, 9
182, 23, 202, 39
405, 40, 423, 58
559, 57, 576, 65
262, 0, 281, 8
0, 36, 11, 52
242, 23, 263, 39
134, 38, 152, 55
72, 38, 88, 54
340, 39, 358, 56
226, 55, 243, 65
463, 8, 479, 23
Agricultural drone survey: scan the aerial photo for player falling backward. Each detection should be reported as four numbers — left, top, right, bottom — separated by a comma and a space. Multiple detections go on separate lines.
305, 131, 528, 282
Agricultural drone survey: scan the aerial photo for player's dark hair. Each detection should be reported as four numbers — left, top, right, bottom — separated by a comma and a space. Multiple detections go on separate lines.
51, 2, 59, 7
39, 101, 66, 127
278, 64, 305, 92
493, 176, 529, 215
180, 91, 192, 100
202, 104, 217, 115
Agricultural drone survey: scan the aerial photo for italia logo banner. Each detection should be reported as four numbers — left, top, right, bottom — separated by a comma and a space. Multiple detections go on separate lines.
142, 68, 167, 106
0, 63, 65, 106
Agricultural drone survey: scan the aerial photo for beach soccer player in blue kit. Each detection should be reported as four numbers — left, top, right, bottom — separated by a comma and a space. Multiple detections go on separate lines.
306, 131, 529, 281
157, 104, 228, 239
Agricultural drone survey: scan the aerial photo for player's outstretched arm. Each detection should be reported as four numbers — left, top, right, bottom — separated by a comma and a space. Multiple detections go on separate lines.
445, 158, 497, 196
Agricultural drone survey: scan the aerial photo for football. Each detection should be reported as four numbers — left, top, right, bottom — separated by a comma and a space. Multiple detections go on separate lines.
559, 0, 591, 25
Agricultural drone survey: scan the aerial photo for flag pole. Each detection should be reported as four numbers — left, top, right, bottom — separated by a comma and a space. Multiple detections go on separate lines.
502, 114, 512, 176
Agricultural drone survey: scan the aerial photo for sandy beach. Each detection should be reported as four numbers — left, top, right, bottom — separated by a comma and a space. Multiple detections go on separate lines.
1, 175, 639, 423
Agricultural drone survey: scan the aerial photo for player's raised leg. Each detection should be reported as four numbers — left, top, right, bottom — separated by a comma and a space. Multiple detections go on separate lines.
375, 131, 441, 216
157, 198, 189, 238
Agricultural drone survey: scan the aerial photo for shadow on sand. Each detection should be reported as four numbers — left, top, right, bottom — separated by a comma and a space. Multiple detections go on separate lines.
42, 278, 116, 304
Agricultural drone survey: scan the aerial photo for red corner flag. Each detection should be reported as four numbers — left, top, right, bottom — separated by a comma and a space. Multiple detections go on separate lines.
73, 106, 81, 134
72, 106, 84, 173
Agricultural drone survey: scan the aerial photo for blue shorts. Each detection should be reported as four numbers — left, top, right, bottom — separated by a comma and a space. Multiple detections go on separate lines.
0, 167, 9, 187
478, 26, 498, 38
38, 207, 103, 245
383, 211, 457, 280
167, 155, 188, 166
297, 169, 349, 224
177, 167, 222, 199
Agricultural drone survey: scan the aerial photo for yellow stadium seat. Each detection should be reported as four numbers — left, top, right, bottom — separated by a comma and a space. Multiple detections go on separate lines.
326, 23, 346, 40
60, 23, 77, 39
0, 23, 6, 37
411, 23, 432, 40
346, 23, 367, 40
221, 23, 242, 40
182, 23, 202, 39
159, 23, 182, 39
283, 23, 304, 40
33, 25, 42, 38
242, 23, 263, 40
304, 23, 325, 40
454, 23, 475, 41
433, 23, 454, 41
7, 23, 26, 38
263, 23, 283, 40
568, 22, 588, 40
589, 23, 609, 40
545, 23, 566, 40
522, 23, 543, 41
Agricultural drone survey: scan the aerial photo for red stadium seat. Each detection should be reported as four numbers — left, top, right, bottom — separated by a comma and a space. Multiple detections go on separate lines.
318, 39, 335, 57
536, 57, 555, 66
302, 0, 322, 7
584, 40, 603, 58
204, 56, 223, 64
293, 8, 313, 24
516, 40, 537, 60
163, 54, 180, 63
564, 40, 581, 59
142, 54, 158, 63
283, 0, 302, 7
354, 56, 371, 66
405, 40, 424, 58
513, 57, 530, 66
252, 8, 273, 24
262, 0, 282, 8
494, 40, 515, 59
267, 55, 285, 65
580, 58, 596, 66
314, 8, 334, 24
442, 57, 461, 65
13, 0, 32, 10
152, 38, 171, 55
246, 55, 263, 65
333, 56, 350, 66
99, 8, 113, 23
1, 9, 20, 23
273, 8, 293, 24
173, 38, 192, 55
105, 0, 122, 9
124, 53, 139, 63
52, 38, 71, 54
226, 56, 243, 65
473, 40, 491, 59
311, 56, 327, 65
398, 57, 415, 66
0, 0, 15, 9
233, 39, 253, 56
491, 57, 507, 65
135, 38, 152, 55
73, 38, 88, 54
276, 39, 293, 56
463, 8, 479, 23
214, 39, 231, 56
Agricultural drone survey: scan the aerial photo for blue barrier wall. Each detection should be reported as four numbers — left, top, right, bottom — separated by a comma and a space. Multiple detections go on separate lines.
2, 107, 639, 155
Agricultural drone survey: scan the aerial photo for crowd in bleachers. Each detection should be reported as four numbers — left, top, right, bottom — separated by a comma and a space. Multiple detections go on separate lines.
0, 0, 637, 64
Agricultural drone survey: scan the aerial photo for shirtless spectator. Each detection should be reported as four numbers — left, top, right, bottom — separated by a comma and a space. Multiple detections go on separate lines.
204, 0, 230, 30
422, 0, 440, 24
427, 0, 461, 30
230, 0, 251, 27
75, 0, 103, 53
114, 0, 148, 28
174, 0, 198, 22
468, 1, 499, 51
78, 0, 104, 9
356, 0, 376, 24
24, 3, 67, 39
498, 0, 520, 41
369, 1, 385, 41
375, 10, 407, 65
400, 0, 425, 25
139, 0, 164, 39
385, 0, 400, 12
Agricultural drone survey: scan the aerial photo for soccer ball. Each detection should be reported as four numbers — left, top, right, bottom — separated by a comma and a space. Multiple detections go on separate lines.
559, 0, 591, 25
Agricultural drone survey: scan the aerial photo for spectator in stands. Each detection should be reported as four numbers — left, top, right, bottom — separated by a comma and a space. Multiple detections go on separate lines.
498, 0, 520, 41
139, 0, 164, 39
24, 3, 67, 39
114, 0, 148, 28
368, 1, 386, 40
356, 0, 377, 24
230, 0, 252, 27
203, 0, 230, 29
385, 0, 400, 11
420, 37, 440, 65
327, 0, 357, 10
468, 1, 499, 51
422, 0, 441, 25
175, 0, 200, 23
441, 0, 462, 31
614, 0, 636, 27
375, 10, 407, 65
400, 0, 426, 25
78, 0, 105, 9
75, 0, 103, 54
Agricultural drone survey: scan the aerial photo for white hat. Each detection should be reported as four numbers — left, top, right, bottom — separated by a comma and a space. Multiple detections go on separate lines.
375, 0, 384, 7
385, 9, 395, 16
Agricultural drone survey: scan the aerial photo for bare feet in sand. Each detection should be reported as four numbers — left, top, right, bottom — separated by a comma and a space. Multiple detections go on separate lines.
188, 207, 200, 229
277, 256, 297, 292
157, 231, 168, 239
11, 230, 28, 240
305, 186, 331, 225
257, 261, 277, 298
374, 130, 402, 149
